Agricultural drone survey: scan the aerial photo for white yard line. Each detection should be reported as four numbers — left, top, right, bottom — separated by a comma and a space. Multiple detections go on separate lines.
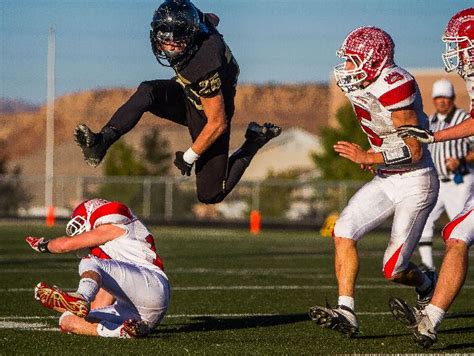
3, 284, 474, 293
0, 312, 392, 323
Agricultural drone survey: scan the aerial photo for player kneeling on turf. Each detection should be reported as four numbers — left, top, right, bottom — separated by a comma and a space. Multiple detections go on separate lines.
25, 199, 170, 338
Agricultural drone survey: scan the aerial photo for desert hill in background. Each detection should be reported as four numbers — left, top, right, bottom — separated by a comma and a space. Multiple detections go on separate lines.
0, 84, 329, 176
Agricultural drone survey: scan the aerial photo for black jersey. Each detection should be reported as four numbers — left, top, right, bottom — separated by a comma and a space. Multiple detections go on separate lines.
172, 17, 239, 119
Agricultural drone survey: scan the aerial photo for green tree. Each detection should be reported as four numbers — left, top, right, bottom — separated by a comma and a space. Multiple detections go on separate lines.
103, 141, 147, 176
312, 103, 372, 181
0, 148, 30, 214
142, 128, 172, 176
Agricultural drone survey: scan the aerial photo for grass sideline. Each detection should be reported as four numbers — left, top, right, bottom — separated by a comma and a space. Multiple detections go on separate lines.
0, 223, 473, 354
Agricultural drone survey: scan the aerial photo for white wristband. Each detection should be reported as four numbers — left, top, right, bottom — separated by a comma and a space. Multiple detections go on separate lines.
183, 148, 200, 164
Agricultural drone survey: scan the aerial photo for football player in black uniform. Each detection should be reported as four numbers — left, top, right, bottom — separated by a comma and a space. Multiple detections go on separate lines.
74, 0, 281, 204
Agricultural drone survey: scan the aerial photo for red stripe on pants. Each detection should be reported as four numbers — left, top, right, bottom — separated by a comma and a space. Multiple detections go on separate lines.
383, 244, 404, 279
442, 210, 473, 241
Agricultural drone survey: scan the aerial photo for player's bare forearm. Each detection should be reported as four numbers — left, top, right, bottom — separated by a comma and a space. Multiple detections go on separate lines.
434, 117, 474, 142
191, 93, 227, 155
46, 225, 125, 253
333, 141, 384, 165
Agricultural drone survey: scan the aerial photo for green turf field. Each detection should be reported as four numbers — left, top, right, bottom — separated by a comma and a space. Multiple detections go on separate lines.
0, 223, 473, 354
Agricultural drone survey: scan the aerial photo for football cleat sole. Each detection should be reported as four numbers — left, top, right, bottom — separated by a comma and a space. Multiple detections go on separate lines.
388, 297, 418, 328
34, 282, 89, 318
309, 306, 359, 337
119, 319, 147, 339
413, 332, 437, 349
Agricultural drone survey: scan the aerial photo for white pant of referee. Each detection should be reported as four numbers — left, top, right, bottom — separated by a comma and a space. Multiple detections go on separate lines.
419, 174, 474, 269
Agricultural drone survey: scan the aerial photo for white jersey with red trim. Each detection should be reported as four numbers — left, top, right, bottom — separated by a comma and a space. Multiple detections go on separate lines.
87, 201, 164, 271
345, 65, 434, 172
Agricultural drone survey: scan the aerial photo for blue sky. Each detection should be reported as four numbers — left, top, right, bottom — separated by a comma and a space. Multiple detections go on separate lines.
1, 0, 472, 104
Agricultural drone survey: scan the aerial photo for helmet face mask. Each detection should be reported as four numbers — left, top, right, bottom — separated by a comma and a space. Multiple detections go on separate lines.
65, 199, 108, 237
66, 215, 89, 236
334, 26, 395, 93
334, 51, 370, 93
152, 21, 194, 58
442, 8, 474, 77
150, 0, 201, 66
442, 37, 474, 76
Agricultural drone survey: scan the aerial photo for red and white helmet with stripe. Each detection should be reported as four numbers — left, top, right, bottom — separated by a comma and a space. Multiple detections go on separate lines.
334, 26, 395, 92
442, 8, 474, 77
66, 199, 134, 236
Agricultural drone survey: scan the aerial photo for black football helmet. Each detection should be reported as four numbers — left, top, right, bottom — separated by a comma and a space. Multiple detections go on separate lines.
150, 0, 202, 67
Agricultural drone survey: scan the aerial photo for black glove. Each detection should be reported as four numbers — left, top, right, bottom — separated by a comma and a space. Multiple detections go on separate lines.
174, 151, 193, 176
397, 125, 434, 144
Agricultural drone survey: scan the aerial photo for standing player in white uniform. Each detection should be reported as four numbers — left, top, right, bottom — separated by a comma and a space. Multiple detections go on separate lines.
309, 26, 439, 337
417, 79, 474, 272
26, 199, 170, 338
389, 8, 474, 348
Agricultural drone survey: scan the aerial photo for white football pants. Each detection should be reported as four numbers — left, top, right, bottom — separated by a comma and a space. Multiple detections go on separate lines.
334, 168, 439, 278
78, 257, 170, 331
442, 194, 474, 246
420, 174, 474, 243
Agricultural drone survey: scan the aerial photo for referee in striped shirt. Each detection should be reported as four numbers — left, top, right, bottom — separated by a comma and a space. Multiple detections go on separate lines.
418, 79, 474, 272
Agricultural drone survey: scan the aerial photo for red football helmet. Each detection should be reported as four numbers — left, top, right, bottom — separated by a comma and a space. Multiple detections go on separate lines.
442, 8, 474, 77
66, 199, 110, 236
334, 26, 395, 92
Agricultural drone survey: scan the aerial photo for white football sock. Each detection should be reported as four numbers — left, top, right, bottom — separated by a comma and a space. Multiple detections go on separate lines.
424, 303, 445, 330
338, 296, 355, 311
76, 278, 99, 302
419, 245, 434, 269
96, 321, 123, 338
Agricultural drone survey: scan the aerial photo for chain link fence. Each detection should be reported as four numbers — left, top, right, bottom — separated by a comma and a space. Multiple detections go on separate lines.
2, 174, 368, 227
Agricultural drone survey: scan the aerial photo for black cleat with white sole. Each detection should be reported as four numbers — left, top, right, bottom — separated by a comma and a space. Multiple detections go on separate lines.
309, 304, 359, 337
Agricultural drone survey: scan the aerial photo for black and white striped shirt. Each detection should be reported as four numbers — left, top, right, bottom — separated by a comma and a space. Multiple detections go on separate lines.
428, 107, 474, 180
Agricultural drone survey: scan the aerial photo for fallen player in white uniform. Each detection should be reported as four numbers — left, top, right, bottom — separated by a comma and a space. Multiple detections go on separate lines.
26, 198, 170, 338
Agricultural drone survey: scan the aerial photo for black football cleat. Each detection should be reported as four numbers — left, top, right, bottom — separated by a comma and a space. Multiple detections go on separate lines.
389, 297, 420, 328
74, 124, 119, 167
309, 304, 359, 337
245, 122, 282, 146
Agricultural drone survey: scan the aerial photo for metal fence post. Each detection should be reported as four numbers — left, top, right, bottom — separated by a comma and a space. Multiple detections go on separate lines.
164, 178, 173, 221
143, 177, 152, 218
339, 181, 347, 211
252, 181, 260, 211
76, 176, 84, 203
57, 177, 64, 207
